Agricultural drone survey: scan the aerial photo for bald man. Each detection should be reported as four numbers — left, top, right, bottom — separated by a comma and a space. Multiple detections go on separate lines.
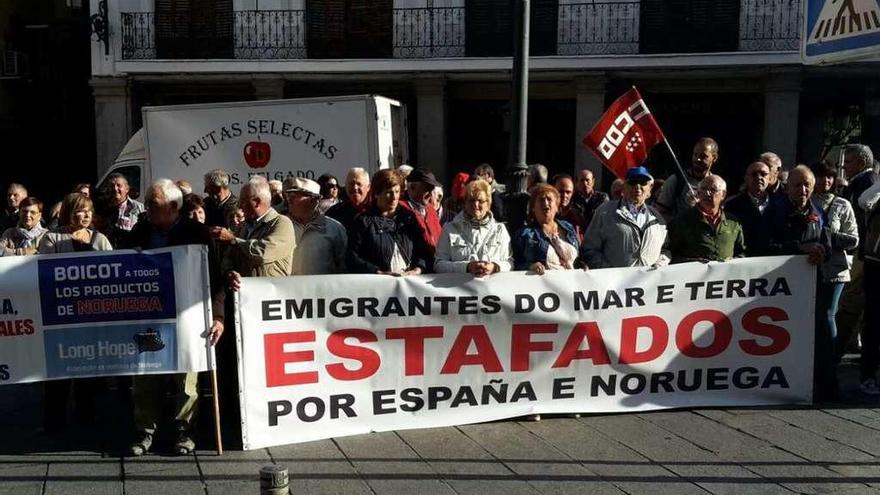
667, 175, 745, 263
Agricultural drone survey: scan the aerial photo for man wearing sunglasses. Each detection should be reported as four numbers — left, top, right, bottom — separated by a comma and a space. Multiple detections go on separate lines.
579, 166, 669, 269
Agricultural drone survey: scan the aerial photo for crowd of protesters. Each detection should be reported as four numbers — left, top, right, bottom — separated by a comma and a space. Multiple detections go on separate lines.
3, 139, 880, 454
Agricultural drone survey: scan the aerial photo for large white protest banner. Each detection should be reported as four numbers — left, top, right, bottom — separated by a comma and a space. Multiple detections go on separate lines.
0, 245, 212, 385
237, 256, 815, 450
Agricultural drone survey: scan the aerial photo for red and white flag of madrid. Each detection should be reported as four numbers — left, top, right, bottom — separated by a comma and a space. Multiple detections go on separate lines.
582, 87, 666, 179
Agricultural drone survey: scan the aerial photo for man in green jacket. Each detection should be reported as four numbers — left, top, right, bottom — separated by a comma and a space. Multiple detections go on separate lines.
668, 175, 745, 263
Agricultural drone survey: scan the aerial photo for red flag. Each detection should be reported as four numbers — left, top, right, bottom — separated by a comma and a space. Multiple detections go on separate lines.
582, 87, 665, 179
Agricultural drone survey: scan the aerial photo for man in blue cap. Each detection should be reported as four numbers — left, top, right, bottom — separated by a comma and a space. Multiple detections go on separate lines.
579, 165, 670, 269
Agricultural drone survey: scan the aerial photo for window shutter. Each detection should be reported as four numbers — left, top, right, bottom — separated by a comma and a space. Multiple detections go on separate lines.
155, 0, 190, 58
640, 0, 739, 53
307, 0, 347, 58
465, 0, 513, 57
155, 0, 233, 58
347, 0, 392, 58
530, 0, 558, 56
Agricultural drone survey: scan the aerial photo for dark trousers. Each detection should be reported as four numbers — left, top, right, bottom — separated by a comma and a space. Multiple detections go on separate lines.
862, 260, 880, 381
815, 282, 838, 398
44, 378, 102, 429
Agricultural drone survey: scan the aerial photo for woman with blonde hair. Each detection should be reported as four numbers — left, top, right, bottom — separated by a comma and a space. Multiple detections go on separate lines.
435, 179, 511, 276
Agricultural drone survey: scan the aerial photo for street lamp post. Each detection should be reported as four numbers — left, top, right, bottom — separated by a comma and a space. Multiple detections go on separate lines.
507, 0, 530, 195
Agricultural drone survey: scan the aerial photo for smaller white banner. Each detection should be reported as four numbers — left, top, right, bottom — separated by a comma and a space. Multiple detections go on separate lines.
0, 245, 213, 385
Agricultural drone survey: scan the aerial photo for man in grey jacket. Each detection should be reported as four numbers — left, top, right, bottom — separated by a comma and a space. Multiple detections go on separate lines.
283, 177, 348, 275
579, 166, 669, 269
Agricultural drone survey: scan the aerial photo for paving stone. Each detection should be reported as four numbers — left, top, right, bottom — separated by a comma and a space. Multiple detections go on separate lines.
640, 411, 799, 462
124, 454, 201, 481
45, 460, 121, 495
457, 420, 625, 494
766, 409, 880, 456
586, 414, 714, 463
196, 447, 269, 484
125, 480, 205, 495
269, 439, 374, 494
398, 426, 514, 476
443, 479, 540, 495
0, 463, 46, 495
205, 480, 256, 494
705, 411, 875, 462
826, 462, 880, 480
334, 431, 457, 494
745, 463, 867, 494
663, 463, 794, 495
821, 408, 880, 431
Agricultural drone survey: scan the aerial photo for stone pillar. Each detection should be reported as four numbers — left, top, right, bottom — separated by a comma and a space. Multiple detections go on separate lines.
252, 77, 286, 100
415, 77, 448, 184
574, 75, 607, 187
91, 77, 132, 179
763, 70, 802, 169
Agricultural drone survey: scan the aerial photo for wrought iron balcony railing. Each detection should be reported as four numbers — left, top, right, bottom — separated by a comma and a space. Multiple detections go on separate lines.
234, 9, 306, 59
120, 12, 155, 59
557, 1, 639, 55
393, 7, 465, 58
739, 0, 802, 51
118, 2, 803, 61
121, 10, 306, 60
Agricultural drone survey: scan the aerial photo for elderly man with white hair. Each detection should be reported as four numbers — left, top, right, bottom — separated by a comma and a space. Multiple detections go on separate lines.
203, 169, 239, 228
667, 174, 745, 263
327, 167, 371, 230
212, 176, 295, 285
283, 177, 347, 274
579, 166, 668, 269
835, 144, 879, 391
766, 165, 839, 400
758, 151, 784, 197
122, 178, 225, 456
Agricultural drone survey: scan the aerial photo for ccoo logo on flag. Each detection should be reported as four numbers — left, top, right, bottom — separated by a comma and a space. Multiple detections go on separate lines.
582, 88, 666, 179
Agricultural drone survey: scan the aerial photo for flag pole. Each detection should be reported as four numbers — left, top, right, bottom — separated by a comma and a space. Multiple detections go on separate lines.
661, 137, 696, 196
627, 85, 695, 196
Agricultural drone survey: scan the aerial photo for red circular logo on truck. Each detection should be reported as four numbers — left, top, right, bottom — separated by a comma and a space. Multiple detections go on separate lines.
244, 139, 271, 168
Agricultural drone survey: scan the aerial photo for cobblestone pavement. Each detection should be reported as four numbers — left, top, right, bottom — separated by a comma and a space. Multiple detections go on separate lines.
2, 361, 879, 495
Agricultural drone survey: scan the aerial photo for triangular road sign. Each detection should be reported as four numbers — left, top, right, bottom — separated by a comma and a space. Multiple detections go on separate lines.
803, 0, 880, 63
809, 0, 880, 42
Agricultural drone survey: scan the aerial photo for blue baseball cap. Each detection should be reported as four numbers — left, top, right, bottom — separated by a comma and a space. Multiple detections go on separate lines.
625, 165, 653, 182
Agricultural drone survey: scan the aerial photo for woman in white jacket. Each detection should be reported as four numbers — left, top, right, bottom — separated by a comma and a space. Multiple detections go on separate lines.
434, 179, 512, 276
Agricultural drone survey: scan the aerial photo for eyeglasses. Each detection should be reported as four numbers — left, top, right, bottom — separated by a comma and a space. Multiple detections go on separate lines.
626, 179, 651, 186
327, 184, 339, 189
698, 187, 725, 195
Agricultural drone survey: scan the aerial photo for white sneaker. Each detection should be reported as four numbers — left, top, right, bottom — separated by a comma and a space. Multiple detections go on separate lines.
860, 379, 880, 395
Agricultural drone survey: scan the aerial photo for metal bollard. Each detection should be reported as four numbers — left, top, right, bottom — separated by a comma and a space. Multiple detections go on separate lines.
260, 465, 290, 495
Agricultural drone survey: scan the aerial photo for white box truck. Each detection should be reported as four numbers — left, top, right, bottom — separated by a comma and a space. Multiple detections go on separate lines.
99, 95, 408, 198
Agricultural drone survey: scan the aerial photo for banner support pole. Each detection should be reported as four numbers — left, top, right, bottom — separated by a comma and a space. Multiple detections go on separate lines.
211, 365, 224, 456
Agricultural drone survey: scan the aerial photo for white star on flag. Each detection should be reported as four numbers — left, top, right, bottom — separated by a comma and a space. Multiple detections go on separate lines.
626, 131, 642, 152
